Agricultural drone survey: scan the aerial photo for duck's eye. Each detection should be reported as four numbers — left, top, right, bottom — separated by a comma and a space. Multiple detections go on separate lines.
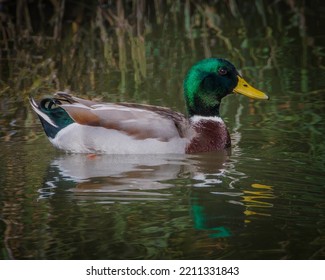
218, 67, 228, 76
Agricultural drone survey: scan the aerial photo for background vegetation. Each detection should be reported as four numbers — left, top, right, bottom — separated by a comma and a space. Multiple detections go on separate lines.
1, 0, 324, 98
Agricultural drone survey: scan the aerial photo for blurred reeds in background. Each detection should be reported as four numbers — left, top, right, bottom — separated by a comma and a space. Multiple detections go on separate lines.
1, 0, 323, 100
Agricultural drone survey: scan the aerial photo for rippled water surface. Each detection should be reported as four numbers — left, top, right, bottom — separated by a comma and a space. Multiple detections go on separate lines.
0, 1, 324, 259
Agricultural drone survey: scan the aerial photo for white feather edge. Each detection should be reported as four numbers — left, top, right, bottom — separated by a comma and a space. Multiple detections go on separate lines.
61, 103, 159, 116
30, 98, 58, 128
190, 115, 224, 123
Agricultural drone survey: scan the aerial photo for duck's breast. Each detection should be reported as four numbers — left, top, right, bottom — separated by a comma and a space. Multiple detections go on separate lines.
186, 116, 231, 153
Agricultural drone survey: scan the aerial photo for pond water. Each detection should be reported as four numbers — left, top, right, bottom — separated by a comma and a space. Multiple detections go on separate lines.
0, 1, 324, 259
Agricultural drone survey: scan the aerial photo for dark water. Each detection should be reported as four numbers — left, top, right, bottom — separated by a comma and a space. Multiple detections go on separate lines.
0, 1, 325, 259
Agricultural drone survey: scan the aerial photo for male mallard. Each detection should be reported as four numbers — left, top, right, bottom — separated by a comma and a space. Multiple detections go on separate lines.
30, 58, 268, 154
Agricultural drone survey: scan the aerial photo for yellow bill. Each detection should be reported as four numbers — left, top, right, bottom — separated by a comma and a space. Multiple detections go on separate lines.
234, 76, 269, 100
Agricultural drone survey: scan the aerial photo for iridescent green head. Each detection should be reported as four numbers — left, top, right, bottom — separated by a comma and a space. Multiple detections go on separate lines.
183, 58, 268, 117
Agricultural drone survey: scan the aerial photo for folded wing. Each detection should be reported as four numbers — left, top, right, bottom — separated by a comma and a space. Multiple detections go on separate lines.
56, 92, 189, 141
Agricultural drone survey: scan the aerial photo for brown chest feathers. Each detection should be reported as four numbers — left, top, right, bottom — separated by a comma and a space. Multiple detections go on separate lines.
186, 118, 231, 153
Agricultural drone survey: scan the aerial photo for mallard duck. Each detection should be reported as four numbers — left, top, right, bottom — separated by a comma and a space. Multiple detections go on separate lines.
30, 58, 268, 154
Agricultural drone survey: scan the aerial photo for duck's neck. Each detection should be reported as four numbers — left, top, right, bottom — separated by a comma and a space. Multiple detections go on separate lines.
187, 99, 221, 117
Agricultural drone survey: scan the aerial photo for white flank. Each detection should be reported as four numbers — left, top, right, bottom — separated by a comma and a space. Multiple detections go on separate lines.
50, 123, 188, 154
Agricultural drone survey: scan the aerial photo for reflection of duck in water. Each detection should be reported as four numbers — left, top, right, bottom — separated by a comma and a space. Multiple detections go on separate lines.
46, 150, 231, 189
50, 154, 188, 191
41, 152, 274, 251
190, 183, 275, 241
30, 58, 268, 154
